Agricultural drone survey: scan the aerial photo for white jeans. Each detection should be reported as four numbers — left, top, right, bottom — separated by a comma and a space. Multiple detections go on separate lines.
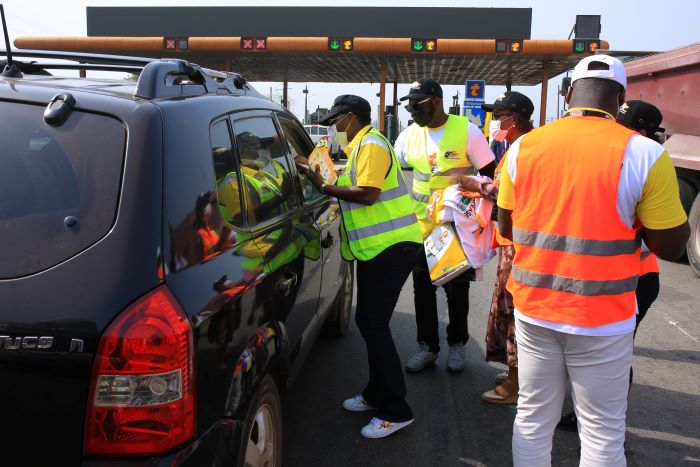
512, 317, 633, 467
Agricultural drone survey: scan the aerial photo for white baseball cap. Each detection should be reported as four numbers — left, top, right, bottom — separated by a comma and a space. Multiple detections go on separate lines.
571, 54, 627, 89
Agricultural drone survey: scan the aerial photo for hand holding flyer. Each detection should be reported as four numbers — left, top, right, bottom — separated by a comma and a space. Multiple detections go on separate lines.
307, 136, 338, 185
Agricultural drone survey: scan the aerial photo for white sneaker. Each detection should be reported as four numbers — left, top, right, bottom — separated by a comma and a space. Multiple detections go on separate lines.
360, 417, 414, 439
342, 394, 375, 412
447, 343, 466, 373
405, 343, 438, 373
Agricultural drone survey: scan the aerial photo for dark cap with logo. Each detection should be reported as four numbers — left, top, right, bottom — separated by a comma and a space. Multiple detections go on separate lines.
617, 100, 664, 133
399, 78, 443, 101
318, 94, 372, 126
481, 91, 534, 118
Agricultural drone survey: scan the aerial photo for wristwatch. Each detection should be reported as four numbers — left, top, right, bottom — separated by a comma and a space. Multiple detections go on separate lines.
320, 183, 327, 194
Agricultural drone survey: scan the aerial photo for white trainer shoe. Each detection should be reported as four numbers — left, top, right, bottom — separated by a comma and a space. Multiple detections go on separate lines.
405, 343, 438, 373
447, 343, 466, 373
342, 394, 375, 412
360, 417, 414, 439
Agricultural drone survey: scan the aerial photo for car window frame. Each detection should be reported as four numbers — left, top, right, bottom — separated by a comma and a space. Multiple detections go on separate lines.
274, 112, 332, 208
229, 110, 305, 232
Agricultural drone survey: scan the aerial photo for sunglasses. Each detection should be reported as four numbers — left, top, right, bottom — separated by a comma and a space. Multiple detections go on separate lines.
404, 97, 432, 113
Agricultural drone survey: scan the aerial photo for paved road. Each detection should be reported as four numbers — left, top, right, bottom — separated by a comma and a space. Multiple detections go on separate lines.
282, 167, 700, 466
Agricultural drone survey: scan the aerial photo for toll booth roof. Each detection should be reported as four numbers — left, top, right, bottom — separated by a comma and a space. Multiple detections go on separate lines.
13, 7, 608, 86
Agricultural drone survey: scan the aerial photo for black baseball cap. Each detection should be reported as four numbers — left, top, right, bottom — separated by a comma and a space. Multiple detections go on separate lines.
617, 100, 665, 133
318, 94, 371, 126
481, 91, 534, 118
399, 78, 443, 101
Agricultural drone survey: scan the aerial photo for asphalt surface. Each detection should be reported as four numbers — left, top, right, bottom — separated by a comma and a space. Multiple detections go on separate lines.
282, 167, 700, 467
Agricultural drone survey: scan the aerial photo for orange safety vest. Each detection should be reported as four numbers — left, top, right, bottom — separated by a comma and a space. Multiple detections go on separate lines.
509, 117, 641, 327
640, 251, 660, 275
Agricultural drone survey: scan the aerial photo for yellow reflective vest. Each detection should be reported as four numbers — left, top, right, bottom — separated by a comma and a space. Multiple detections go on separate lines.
337, 127, 422, 261
402, 115, 474, 236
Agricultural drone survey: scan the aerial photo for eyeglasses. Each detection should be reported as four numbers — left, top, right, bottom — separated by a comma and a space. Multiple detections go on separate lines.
329, 113, 349, 126
404, 97, 432, 113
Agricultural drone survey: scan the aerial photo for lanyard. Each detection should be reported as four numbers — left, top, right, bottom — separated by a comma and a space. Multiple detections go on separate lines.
565, 107, 615, 120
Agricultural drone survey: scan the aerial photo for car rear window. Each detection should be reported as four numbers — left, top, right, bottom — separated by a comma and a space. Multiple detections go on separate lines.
0, 101, 125, 279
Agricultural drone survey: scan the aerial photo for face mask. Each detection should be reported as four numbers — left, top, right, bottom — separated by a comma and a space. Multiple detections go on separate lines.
492, 116, 514, 142
488, 119, 500, 141
328, 114, 350, 150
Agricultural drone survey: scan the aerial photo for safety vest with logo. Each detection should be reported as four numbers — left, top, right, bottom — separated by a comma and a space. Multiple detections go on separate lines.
337, 127, 422, 261
403, 115, 474, 236
509, 117, 641, 327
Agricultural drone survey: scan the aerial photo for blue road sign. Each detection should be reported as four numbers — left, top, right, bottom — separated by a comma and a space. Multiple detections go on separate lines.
464, 106, 486, 128
465, 80, 486, 101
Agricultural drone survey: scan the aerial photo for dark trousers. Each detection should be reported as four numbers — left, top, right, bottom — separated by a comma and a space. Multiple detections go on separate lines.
412, 252, 471, 353
630, 272, 660, 384
355, 242, 420, 422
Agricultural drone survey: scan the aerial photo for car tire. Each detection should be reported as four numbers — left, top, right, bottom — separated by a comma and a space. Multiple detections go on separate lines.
324, 261, 354, 337
687, 193, 700, 278
241, 375, 282, 467
678, 177, 696, 216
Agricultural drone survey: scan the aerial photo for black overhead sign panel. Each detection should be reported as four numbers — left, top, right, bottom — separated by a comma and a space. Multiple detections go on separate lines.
86, 7, 532, 40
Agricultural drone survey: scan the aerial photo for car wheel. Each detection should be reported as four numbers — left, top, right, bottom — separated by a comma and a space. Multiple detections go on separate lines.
324, 261, 354, 337
687, 193, 700, 279
242, 376, 282, 467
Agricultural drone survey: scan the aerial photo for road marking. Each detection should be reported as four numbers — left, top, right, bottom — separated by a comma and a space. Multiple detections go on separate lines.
459, 459, 488, 466
627, 427, 700, 449
659, 311, 698, 343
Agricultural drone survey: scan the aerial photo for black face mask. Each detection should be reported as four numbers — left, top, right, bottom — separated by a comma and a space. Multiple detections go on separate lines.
410, 104, 433, 127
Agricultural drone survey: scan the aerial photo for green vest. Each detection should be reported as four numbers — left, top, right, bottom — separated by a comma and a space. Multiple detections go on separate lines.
337, 127, 422, 261
403, 115, 473, 236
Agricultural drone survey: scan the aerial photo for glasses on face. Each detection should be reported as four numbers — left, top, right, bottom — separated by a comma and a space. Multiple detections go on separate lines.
404, 97, 432, 113
329, 113, 349, 127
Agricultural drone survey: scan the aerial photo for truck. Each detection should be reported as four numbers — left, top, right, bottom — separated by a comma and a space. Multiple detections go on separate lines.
624, 42, 700, 277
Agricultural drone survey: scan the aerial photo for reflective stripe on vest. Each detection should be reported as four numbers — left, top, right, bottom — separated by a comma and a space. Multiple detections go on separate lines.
509, 117, 640, 327
401, 115, 471, 236
337, 127, 422, 261
513, 229, 642, 256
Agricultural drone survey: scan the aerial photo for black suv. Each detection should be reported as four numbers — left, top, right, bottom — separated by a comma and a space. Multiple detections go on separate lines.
0, 50, 353, 465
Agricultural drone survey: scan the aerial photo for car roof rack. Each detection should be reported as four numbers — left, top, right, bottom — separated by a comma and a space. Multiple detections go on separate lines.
0, 48, 262, 100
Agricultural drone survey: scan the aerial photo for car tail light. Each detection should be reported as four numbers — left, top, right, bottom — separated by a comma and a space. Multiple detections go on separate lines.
84, 286, 195, 456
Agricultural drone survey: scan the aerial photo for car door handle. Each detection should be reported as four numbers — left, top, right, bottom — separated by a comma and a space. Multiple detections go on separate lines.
276, 272, 298, 296
321, 232, 334, 249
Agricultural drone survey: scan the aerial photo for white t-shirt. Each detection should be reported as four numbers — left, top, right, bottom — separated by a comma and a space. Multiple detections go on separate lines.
394, 120, 495, 171
505, 133, 667, 336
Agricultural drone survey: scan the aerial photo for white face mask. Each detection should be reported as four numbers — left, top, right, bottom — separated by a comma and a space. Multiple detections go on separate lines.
328, 114, 350, 150
488, 119, 500, 141
492, 116, 514, 142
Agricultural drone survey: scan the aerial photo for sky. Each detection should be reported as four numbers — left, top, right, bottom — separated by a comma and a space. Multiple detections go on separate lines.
2, 0, 699, 127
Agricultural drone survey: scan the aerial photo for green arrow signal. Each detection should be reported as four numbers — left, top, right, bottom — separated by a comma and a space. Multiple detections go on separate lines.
574, 42, 585, 53
330, 40, 340, 50
413, 40, 424, 51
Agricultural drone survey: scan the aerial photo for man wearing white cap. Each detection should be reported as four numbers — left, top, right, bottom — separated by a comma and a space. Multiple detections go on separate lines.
497, 54, 689, 466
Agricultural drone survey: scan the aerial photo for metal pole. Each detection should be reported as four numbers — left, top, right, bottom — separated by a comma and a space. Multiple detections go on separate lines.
540, 60, 550, 126
303, 85, 309, 125
557, 86, 561, 120
379, 58, 386, 132
282, 80, 288, 108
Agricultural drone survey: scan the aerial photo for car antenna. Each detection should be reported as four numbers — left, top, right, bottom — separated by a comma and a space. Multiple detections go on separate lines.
1, 4, 22, 78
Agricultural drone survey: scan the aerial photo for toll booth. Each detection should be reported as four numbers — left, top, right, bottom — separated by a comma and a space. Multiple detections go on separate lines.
15, 7, 608, 129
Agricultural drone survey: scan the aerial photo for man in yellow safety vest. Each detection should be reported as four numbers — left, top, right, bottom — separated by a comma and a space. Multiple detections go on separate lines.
301, 95, 423, 439
394, 78, 496, 374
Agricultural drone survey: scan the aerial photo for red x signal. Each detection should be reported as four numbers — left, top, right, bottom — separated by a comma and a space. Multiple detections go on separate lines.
164, 39, 176, 50
255, 39, 266, 50
242, 39, 253, 50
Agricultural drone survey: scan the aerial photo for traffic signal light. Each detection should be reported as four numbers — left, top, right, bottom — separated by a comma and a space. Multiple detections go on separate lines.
588, 40, 600, 53
328, 38, 353, 51
573, 40, 586, 53
496, 40, 522, 53
242, 37, 267, 50
411, 39, 437, 53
